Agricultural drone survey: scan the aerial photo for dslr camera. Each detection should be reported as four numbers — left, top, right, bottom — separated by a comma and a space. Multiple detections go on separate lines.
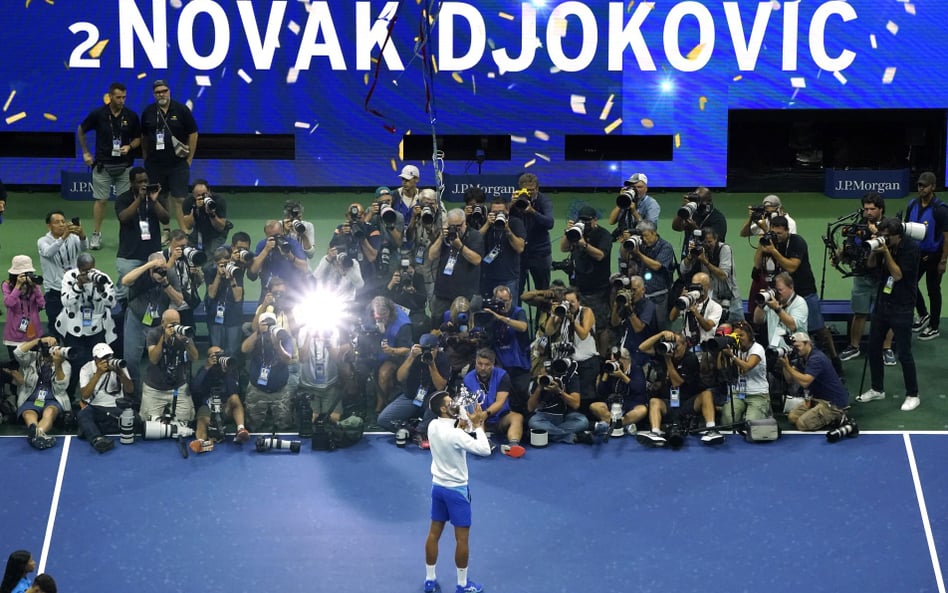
754, 288, 777, 307
676, 290, 701, 311
469, 204, 488, 228
759, 231, 778, 247
272, 235, 292, 255
512, 188, 531, 210
564, 222, 585, 243
616, 188, 638, 209
826, 415, 859, 443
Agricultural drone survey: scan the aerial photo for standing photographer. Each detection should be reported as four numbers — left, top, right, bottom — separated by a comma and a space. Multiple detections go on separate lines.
739, 194, 797, 238
384, 259, 429, 341
37, 211, 87, 337
204, 246, 245, 356
406, 188, 445, 302
314, 245, 365, 302
779, 332, 848, 431
165, 229, 205, 329
13, 337, 71, 450
857, 218, 922, 411
905, 171, 948, 341
478, 196, 526, 304
428, 209, 484, 326
377, 334, 449, 439
182, 179, 230, 258
114, 167, 170, 302
77, 343, 134, 453
297, 324, 347, 431
544, 287, 599, 403
242, 311, 295, 431
511, 173, 555, 298
559, 206, 612, 346
141, 310, 198, 422
122, 253, 183, 385
250, 220, 309, 296
3, 256, 45, 356
480, 285, 531, 413
608, 172, 660, 235
282, 199, 317, 260
671, 187, 727, 256
621, 221, 676, 329
678, 227, 743, 323
190, 346, 249, 453
365, 188, 405, 285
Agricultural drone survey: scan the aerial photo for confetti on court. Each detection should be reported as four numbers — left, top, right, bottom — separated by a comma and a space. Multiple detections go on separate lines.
535, 153, 550, 162
3, 91, 15, 112
511, 135, 527, 144
237, 69, 253, 84
640, 118, 654, 129
870, 34, 877, 49
523, 158, 536, 168
604, 118, 622, 134
88, 39, 109, 59
698, 96, 708, 111
886, 21, 899, 35
674, 133, 681, 148
882, 67, 897, 84
43, 113, 57, 121
288, 21, 301, 35
905, 4, 916, 15
686, 43, 705, 60
833, 71, 848, 85
195, 75, 212, 87
498, 11, 515, 21
790, 77, 806, 89
533, 130, 550, 141
570, 94, 587, 115
5, 112, 26, 125
286, 68, 299, 84
294, 121, 310, 129
733, 74, 743, 81
452, 72, 464, 84
599, 94, 614, 121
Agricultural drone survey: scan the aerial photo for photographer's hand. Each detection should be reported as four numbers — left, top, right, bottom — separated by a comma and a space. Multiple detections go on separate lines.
408, 344, 422, 359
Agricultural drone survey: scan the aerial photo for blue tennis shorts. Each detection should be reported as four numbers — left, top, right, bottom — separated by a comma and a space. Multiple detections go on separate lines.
431, 484, 472, 527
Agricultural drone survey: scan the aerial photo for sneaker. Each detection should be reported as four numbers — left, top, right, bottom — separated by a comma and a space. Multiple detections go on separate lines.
919, 327, 940, 341
636, 431, 666, 448
838, 345, 860, 361
189, 439, 214, 454
901, 396, 921, 411
575, 430, 596, 445
424, 580, 441, 593
413, 433, 430, 450
89, 231, 102, 250
456, 581, 483, 593
883, 349, 897, 366
234, 427, 250, 444
625, 424, 638, 437
501, 444, 525, 458
856, 388, 886, 403
593, 421, 610, 436
610, 423, 626, 438
912, 314, 930, 332
700, 430, 725, 445
31, 430, 56, 450
92, 436, 114, 453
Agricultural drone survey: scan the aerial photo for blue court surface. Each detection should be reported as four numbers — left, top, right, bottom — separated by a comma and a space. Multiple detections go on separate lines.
2, 431, 946, 593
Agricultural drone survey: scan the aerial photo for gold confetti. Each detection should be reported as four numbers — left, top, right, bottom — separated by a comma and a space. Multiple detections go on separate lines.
511, 135, 527, 144
390, 158, 398, 172
535, 153, 550, 162
102, 92, 110, 105
599, 94, 614, 121
733, 74, 743, 81
43, 113, 57, 121
534, 130, 550, 141
431, 54, 438, 74
698, 96, 708, 111
627, 1, 634, 12
882, 67, 897, 84
790, 77, 806, 89
523, 158, 536, 168
570, 94, 586, 115
674, 133, 681, 148
686, 43, 705, 61
452, 72, 464, 84
25, 0, 32, 6
886, 21, 898, 35
137, 72, 147, 80
5, 112, 26, 125
833, 71, 848, 85
498, 11, 515, 21
45, 0, 54, 5
3, 90, 14, 112
237, 68, 253, 84
364, 73, 369, 85
185, 99, 193, 111
88, 39, 109, 59
550, 17, 568, 38
640, 118, 654, 129
604, 118, 622, 134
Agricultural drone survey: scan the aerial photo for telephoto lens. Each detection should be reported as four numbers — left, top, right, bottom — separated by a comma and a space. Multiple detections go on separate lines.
183, 247, 207, 267
292, 220, 306, 234
107, 358, 127, 371
173, 324, 194, 338
826, 418, 859, 443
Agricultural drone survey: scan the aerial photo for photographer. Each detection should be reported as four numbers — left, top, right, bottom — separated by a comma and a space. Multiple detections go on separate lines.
678, 227, 743, 323
437, 296, 482, 383
281, 199, 317, 260
610, 275, 658, 362
37, 211, 87, 337
558, 207, 613, 343
377, 333, 449, 440
330, 202, 382, 300
165, 229, 205, 328
406, 188, 445, 301
589, 346, 648, 437
479, 285, 531, 413
671, 187, 727, 257
857, 217, 922, 411
463, 348, 524, 455
205, 246, 245, 355
365, 188, 405, 281
3, 256, 45, 355
190, 346, 249, 453
521, 279, 567, 333
76, 343, 134, 453
478, 196, 526, 304
526, 360, 588, 444
114, 167, 170, 302
182, 179, 230, 257
428, 209, 484, 325
752, 272, 808, 350
297, 323, 346, 431
714, 321, 771, 425
14, 336, 71, 450
314, 244, 365, 302
56, 253, 117, 398
367, 295, 414, 414
637, 330, 722, 447
608, 172, 660, 236
395, 165, 421, 225
249, 220, 309, 296
242, 311, 295, 431
462, 186, 488, 233
543, 287, 599, 404
510, 173, 555, 298
141, 310, 198, 422
738, 194, 796, 238
383, 259, 429, 340
905, 171, 948, 341
779, 332, 848, 431
620, 221, 676, 329
122, 253, 184, 384
668, 272, 722, 346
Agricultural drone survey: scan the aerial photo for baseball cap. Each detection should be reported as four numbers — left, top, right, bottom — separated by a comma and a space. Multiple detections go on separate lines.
92, 343, 114, 359
789, 332, 810, 343
152, 79, 170, 90
399, 165, 420, 180
259, 312, 278, 326
374, 186, 392, 198
626, 173, 648, 185
577, 205, 597, 220
762, 194, 782, 207
419, 333, 440, 348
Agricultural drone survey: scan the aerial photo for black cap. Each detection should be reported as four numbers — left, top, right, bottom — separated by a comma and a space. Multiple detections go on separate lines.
152, 79, 170, 90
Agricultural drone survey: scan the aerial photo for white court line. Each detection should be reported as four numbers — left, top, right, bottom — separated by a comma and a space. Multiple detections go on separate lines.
904, 433, 946, 593
38, 435, 71, 574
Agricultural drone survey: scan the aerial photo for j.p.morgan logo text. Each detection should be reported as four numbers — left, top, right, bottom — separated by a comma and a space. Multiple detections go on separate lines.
833, 180, 902, 194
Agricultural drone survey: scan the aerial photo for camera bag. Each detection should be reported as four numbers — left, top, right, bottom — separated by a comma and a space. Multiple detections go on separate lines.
744, 417, 780, 442
312, 414, 364, 451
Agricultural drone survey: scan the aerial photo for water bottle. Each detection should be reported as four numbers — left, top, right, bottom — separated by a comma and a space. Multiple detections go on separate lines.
120, 407, 135, 445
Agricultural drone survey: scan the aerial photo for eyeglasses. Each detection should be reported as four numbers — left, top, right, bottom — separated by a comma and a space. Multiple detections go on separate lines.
153, 89, 169, 95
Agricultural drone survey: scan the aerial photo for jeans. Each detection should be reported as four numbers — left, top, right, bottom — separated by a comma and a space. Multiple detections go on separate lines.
44, 290, 63, 339
518, 253, 552, 297
869, 308, 917, 396
209, 324, 243, 355
115, 258, 145, 302
77, 405, 121, 441
377, 393, 435, 434
123, 310, 152, 387
528, 411, 589, 443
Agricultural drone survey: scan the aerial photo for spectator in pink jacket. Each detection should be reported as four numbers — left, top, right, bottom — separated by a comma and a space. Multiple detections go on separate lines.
3, 255, 46, 357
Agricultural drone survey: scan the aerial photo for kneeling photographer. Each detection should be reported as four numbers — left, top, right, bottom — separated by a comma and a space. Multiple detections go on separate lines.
478, 285, 531, 413
190, 346, 250, 454
377, 334, 449, 444
637, 330, 722, 447
589, 346, 648, 438
463, 348, 525, 456
13, 336, 71, 450
242, 311, 295, 431
779, 332, 849, 431
77, 343, 134, 453
526, 358, 588, 445
706, 321, 771, 426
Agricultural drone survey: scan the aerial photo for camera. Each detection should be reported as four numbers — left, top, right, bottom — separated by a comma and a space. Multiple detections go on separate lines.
203, 195, 217, 212
71, 216, 81, 226
224, 262, 240, 276
107, 358, 127, 371
754, 288, 776, 306
379, 203, 397, 227
172, 324, 194, 338
608, 393, 625, 437
512, 188, 531, 209
616, 188, 638, 209
678, 201, 698, 220
623, 235, 643, 252
395, 426, 410, 447
420, 206, 435, 225
551, 258, 574, 276
603, 360, 621, 374
349, 221, 367, 241
145, 183, 161, 194
444, 226, 460, 244
153, 266, 168, 278
335, 251, 353, 268
482, 298, 507, 314
291, 219, 306, 234
866, 236, 887, 251
273, 235, 292, 255
676, 290, 701, 311
701, 334, 739, 354
419, 346, 435, 364
214, 354, 235, 371
48, 345, 74, 360
552, 303, 570, 318
182, 247, 207, 267
469, 204, 487, 228
610, 273, 630, 289
549, 357, 574, 377
270, 325, 290, 340
492, 211, 508, 229
654, 340, 677, 355
615, 289, 633, 309
826, 417, 859, 443
565, 222, 585, 243
235, 249, 254, 265
749, 204, 768, 222
759, 231, 777, 246
688, 229, 703, 256
88, 270, 110, 289
537, 374, 558, 389
347, 205, 361, 221
255, 435, 301, 453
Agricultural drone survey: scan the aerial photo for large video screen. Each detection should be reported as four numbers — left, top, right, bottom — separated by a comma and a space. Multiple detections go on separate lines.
2, 1, 946, 187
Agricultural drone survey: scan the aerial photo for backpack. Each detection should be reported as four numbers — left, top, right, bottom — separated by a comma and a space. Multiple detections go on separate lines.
312, 414, 364, 451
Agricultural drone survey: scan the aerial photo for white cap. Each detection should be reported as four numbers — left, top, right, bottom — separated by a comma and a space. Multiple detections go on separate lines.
789, 332, 810, 343
399, 165, 420, 180
92, 343, 114, 359
626, 173, 648, 185
259, 312, 278, 326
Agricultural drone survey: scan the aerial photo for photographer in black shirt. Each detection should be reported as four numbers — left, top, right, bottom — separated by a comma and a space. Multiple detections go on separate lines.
559, 206, 613, 351
182, 179, 230, 257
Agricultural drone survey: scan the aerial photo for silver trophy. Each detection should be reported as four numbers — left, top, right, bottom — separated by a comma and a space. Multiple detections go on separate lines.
448, 385, 486, 431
